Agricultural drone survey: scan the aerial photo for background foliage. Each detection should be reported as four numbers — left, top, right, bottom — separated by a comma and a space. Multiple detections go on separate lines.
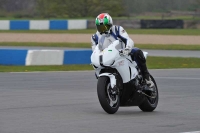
36, 0, 125, 18
0, 0, 200, 18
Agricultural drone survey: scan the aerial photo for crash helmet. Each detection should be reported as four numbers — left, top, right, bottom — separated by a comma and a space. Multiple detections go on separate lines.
95, 13, 113, 34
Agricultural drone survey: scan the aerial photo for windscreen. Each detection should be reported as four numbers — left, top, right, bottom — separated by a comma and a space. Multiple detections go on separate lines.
98, 35, 123, 51
98, 35, 109, 51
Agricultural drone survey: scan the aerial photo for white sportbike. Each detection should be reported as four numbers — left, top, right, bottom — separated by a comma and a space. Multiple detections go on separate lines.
91, 39, 159, 114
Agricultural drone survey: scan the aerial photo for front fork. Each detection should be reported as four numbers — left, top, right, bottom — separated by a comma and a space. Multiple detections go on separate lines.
98, 73, 122, 95
99, 73, 116, 88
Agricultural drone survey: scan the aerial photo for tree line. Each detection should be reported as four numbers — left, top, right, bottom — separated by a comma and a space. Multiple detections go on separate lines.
36, 0, 124, 18
0, 0, 200, 18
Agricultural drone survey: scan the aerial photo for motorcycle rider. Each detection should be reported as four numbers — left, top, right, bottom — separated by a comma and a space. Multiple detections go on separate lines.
91, 13, 154, 87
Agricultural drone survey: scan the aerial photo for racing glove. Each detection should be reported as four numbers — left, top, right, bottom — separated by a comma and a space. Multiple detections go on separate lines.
122, 48, 131, 56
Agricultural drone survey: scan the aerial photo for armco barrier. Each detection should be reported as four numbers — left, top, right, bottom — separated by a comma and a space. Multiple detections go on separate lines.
26, 50, 64, 66
0, 49, 28, 65
0, 20, 87, 30
10, 20, 30, 30
68, 20, 87, 30
1, 19, 200, 30
63, 50, 92, 64
0, 20, 10, 30
0, 49, 92, 66
30, 20, 49, 30
50, 20, 68, 30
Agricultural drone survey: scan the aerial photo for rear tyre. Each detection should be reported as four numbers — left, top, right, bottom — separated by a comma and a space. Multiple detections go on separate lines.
97, 76, 120, 114
139, 75, 159, 112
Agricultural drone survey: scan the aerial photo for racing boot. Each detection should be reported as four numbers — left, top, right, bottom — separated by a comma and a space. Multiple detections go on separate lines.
139, 61, 154, 88
134, 50, 154, 88
130, 49, 154, 88
143, 72, 154, 88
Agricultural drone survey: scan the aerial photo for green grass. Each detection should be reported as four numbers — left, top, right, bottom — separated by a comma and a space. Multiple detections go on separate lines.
0, 65, 93, 72
0, 29, 200, 35
136, 44, 200, 51
1, 42, 200, 51
0, 57, 199, 72
0, 42, 91, 48
147, 56, 200, 69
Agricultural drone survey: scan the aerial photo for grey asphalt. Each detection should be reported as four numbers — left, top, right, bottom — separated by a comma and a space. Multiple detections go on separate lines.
0, 46, 200, 58
0, 69, 200, 133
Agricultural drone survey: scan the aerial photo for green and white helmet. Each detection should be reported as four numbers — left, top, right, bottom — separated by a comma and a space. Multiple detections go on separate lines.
95, 13, 113, 34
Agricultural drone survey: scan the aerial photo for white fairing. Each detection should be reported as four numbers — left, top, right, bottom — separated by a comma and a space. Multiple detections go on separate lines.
91, 40, 147, 86
99, 73, 116, 88
91, 46, 101, 67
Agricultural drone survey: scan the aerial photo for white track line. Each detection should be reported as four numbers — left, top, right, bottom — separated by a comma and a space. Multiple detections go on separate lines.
154, 77, 200, 80
181, 131, 200, 133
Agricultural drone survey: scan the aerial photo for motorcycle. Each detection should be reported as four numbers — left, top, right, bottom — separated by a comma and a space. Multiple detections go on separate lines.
91, 38, 159, 114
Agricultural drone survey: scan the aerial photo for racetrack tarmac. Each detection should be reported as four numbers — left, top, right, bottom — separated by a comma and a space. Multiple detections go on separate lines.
0, 69, 200, 133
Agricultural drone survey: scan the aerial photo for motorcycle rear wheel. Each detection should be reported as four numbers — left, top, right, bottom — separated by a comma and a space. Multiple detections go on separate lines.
97, 76, 120, 114
139, 75, 159, 112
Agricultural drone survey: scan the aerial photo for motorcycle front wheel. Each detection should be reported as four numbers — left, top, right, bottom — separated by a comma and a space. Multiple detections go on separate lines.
97, 76, 120, 114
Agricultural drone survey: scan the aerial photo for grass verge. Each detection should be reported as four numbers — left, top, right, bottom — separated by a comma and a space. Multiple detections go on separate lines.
0, 42, 91, 48
147, 56, 200, 69
0, 29, 200, 35
1, 42, 200, 51
136, 44, 200, 51
0, 57, 199, 72
0, 65, 93, 72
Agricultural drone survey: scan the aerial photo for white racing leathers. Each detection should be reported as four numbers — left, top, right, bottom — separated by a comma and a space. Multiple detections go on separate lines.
91, 25, 134, 52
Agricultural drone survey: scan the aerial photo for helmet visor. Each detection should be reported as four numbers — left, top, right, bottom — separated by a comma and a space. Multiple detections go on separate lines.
96, 24, 111, 33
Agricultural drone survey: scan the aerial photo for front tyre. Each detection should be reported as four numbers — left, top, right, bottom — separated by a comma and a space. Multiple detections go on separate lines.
97, 76, 120, 114
139, 75, 159, 112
